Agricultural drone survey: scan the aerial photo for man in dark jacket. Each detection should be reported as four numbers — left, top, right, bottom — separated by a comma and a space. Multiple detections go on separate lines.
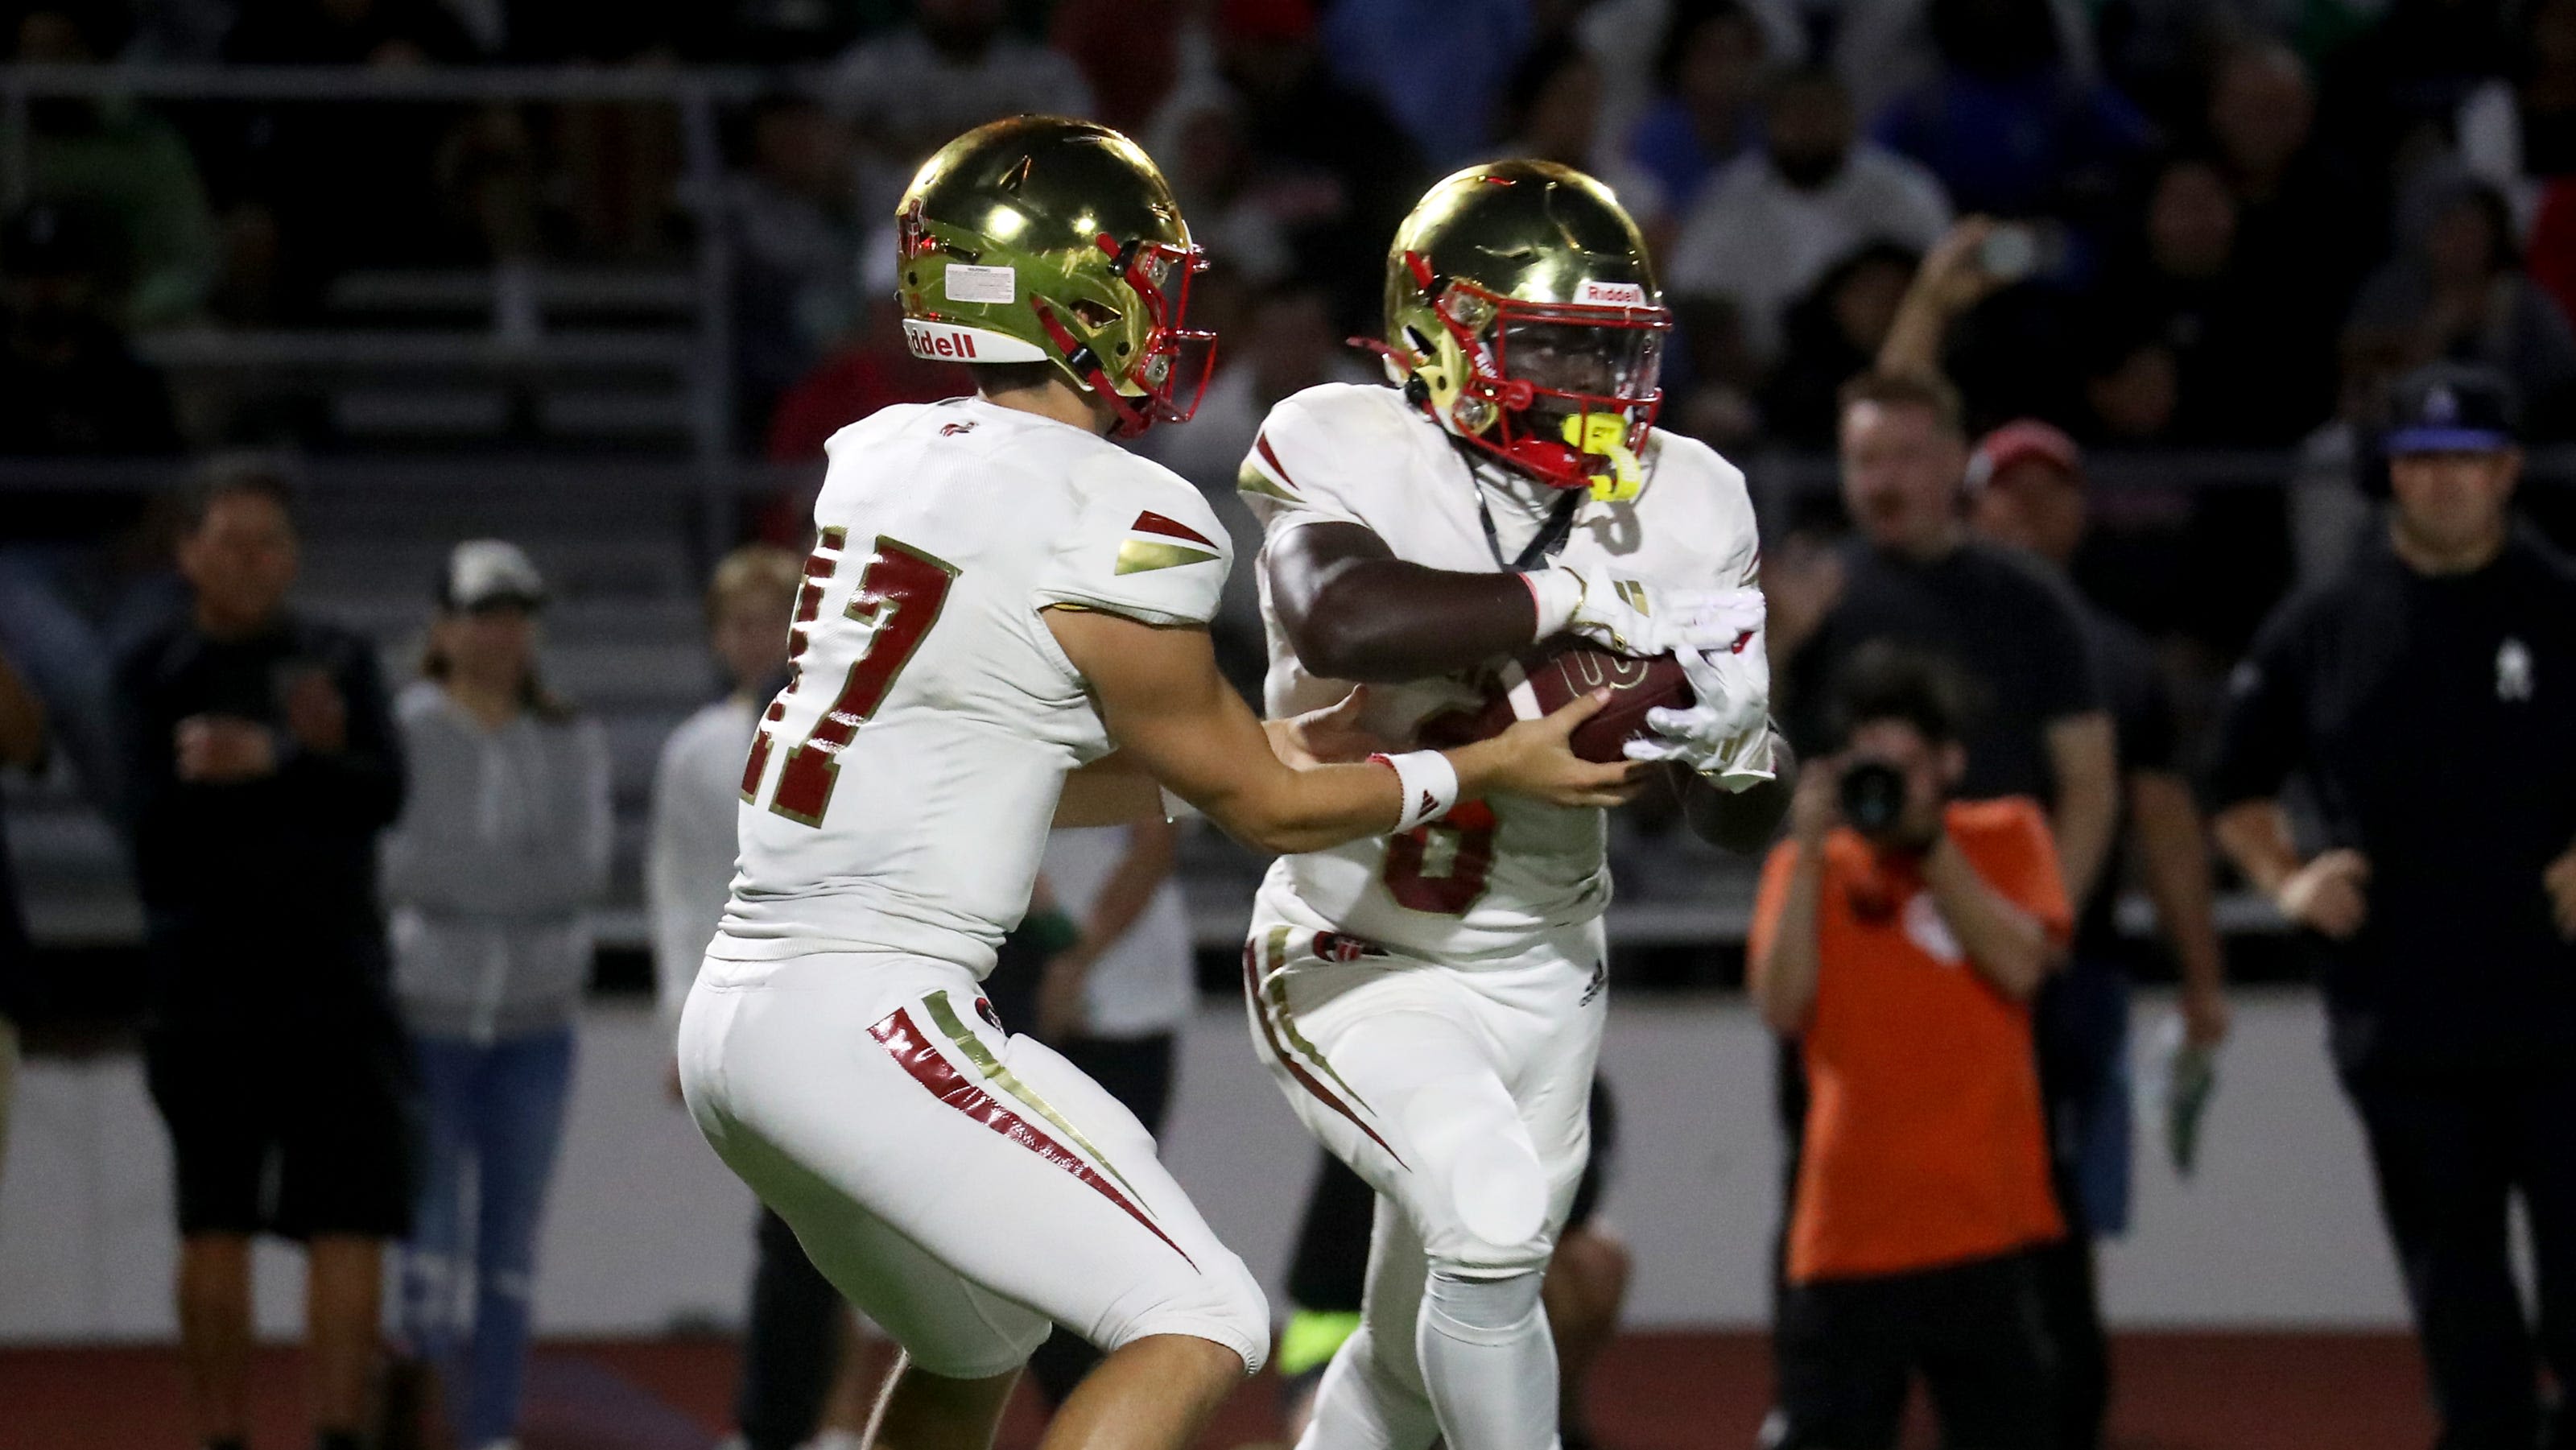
114, 463, 407, 1450
2212, 365, 2576, 1450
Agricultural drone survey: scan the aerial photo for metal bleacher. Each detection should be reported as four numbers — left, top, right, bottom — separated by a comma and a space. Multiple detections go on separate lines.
144, 268, 706, 451
2, 65, 768, 956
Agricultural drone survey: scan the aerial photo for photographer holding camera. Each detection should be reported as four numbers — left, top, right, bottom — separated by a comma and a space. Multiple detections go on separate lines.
1748, 645, 2072, 1450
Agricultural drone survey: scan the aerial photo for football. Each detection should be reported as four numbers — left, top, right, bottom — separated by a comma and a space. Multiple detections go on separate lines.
1422, 638, 1695, 765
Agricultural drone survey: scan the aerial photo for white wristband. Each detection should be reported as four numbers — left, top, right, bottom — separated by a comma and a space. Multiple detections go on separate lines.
1371, 750, 1459, 833
1521, 566, 1582, 641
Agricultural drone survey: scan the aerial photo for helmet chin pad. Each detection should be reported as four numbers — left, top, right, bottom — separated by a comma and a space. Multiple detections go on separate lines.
1496, 433, 1593, 490
1453, 396, 1648, 498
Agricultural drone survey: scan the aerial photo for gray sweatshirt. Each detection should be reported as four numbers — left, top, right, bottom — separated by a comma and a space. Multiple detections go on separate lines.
382, 680, 613, 1042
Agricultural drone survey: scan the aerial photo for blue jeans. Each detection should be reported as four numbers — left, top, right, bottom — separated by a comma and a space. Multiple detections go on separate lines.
0, 546, 185, 822
2035, 952, 2134, 1237
402, 1026, 576, 1447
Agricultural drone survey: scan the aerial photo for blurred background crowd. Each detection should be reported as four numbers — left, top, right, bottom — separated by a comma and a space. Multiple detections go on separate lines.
9, 0, 2576, 699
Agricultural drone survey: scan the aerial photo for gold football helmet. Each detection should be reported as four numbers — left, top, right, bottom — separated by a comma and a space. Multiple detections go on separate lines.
1377, 160, 1671, 496
894, 115, 1214, 436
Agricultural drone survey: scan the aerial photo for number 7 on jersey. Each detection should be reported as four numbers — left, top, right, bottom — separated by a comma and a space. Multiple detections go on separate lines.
742, 531, 960, 826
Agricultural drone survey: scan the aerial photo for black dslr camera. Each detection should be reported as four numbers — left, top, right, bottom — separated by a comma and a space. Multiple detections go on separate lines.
1827, 642, 1965, 849
1837, 758, 1911, 841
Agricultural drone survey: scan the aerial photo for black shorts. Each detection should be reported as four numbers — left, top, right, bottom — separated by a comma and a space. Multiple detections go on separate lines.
1772, 1248, 2056, 1450
1051, 1031, 1177, 1135
145, 1017, 416, 1240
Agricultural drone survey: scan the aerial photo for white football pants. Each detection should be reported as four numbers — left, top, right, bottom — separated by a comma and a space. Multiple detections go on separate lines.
1245, 885, 1607, 1450
679, 950, 1267, 1380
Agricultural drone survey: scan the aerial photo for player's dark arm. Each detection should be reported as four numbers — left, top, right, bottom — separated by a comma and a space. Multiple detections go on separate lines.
1671, 732, 1797, 854
1265, 522, 1538, 682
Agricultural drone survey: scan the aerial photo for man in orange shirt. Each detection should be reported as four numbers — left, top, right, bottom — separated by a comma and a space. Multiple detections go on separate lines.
1748, 646, 2071, 1449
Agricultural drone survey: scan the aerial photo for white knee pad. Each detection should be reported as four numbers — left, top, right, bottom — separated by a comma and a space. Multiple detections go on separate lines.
1402, 1077, 1552, 1270
1108, 1244, 1273, 1378
1422, 1266, 1546, 1343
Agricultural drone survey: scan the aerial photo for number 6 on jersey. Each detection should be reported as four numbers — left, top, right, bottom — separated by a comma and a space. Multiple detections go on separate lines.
743, 531, 960, 826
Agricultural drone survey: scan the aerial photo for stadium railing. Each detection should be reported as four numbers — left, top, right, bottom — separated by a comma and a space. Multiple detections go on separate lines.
0, 62, 782, 559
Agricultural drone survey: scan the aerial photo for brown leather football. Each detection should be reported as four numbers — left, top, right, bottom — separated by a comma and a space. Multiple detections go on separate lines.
1420, 637, 1695, 765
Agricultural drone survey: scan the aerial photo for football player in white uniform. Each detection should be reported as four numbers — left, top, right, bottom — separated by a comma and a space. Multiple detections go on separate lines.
675, 122, 1634, 1450
1237, 161, 1795, 1450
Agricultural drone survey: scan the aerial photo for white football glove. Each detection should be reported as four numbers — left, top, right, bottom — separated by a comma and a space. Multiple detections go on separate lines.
1622, 609, 1777, 791
1626, 724, 1778, 792
1527, 568, 1764, 659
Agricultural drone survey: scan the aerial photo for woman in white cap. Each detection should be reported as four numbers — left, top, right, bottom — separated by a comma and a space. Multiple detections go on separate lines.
381, 539, 611, 1450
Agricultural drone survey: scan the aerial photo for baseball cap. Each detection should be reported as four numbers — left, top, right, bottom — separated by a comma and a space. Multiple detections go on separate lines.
1966, 418, 2083, 494
442, 539, 547, 612
2385, 363, 2518, 455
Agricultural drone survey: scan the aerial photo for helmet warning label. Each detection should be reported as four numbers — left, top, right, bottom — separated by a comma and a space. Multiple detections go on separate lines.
943, 263, 1017, 304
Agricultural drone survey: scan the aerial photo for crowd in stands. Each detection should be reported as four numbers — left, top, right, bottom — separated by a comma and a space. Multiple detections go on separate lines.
6, 0, 2572, 469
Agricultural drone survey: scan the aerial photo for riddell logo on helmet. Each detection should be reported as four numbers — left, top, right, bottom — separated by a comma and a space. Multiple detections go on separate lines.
1577, 279, 1648, 308
903, 319, 983, 361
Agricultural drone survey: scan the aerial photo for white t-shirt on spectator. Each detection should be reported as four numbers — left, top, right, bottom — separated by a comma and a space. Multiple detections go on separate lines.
649, 695, 756, 1027
1665, 147, 1951, 363
1042, 824, 1196, 1039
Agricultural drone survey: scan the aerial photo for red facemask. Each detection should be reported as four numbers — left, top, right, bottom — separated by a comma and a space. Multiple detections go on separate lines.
1031, 234, 1218, 439
1397, 251, 1672, 490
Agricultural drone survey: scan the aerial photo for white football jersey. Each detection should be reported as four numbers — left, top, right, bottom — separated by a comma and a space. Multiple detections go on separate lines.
1240, 382, 1760, 961
716, 395, 1232, 975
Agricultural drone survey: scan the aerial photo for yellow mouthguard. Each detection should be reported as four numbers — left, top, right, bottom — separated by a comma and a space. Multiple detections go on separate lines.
1564, 413, 1644, 503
